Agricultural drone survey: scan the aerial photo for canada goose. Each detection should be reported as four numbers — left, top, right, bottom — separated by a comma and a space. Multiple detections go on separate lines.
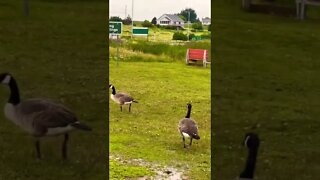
109, 84, 138, 112
178, 103, 200, 148
0, 73, 92, 159
239, 133, 260, 180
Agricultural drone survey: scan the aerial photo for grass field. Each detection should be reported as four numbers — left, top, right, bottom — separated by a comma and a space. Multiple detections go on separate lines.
119, 24, 211, 42
0, 0, 107, 179
109, 37, 211, 179
213, 1, 320, 179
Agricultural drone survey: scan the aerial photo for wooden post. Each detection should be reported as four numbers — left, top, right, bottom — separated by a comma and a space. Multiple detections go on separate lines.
116, 35, 119, 66
300, 1, 309, 20
186, 49, 189, 65
296, 0, 300, 19
24, 0, 29, 16
203, 50, 207, 68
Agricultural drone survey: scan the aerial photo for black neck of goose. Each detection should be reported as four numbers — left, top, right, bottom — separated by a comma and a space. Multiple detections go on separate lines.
240, 147, 258, 179
185, 106, 191, 118
8, 77, 20, 105
111, 87, 116, 95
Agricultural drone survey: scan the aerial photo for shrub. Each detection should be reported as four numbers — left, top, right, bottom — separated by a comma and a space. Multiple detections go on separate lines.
192, 22, 203, 31
142, 20, 153, 27
163, 25, 180, 30
188, 33, 195, 40
109, 16, 122, 22
200, 33, 211, 39
122, 16, 132, 25
172, 32, 188, 41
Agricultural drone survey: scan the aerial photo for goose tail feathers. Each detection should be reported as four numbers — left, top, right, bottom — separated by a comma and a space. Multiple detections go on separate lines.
71, 122, 92, 131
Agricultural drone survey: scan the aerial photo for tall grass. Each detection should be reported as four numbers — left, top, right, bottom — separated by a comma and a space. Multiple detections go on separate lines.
110, 39, 211, 62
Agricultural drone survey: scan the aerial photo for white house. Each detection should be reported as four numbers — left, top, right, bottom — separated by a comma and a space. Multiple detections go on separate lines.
202, 17, 211, 25
157, 14, 184, 27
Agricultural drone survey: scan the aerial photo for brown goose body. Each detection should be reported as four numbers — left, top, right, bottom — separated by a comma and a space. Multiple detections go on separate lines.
0, 73, 91, 159
178, 103, 200, 148
109, 84, 138, 112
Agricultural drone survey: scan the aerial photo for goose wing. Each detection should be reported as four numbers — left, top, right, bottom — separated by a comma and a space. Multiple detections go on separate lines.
17, 99, 78, 135
179, 118, 199, 137
117, 93, 134, 103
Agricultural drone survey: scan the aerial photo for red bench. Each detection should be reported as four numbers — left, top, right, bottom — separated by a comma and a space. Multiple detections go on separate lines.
186, 49, 211, 68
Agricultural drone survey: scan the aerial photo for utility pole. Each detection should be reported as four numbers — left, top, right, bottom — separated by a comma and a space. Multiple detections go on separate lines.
187, 10, 190, 41
125, 5, 127, 18
187, 0, 190, 41
131, 0, 134, 38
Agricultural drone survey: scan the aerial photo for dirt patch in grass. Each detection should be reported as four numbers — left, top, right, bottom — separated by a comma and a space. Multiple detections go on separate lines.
110, 155, 189, 180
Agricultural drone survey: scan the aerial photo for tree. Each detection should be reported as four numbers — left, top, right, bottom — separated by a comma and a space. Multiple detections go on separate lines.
178, 8, 197, 23
122, 15, 132, 25
178, 15, 186, 22
151, 17, 157, 25
109, 16, 122, 22
142, 20, 153, 27
192, 22, 203, 31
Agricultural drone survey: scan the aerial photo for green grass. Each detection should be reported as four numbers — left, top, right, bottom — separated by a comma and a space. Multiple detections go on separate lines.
213, 1, 320, 179
120, 24, 211, 42
0, 0, 107, 179
110, 39, 211, 63
109, 58, 211, 178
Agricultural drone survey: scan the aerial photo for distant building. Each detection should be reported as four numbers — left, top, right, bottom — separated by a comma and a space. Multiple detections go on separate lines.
202, 17, 211, 25
157, 14, 184, 27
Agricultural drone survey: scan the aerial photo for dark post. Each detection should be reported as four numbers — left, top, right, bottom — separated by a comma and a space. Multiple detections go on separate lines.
116, 35, 119, 66
24, 0, 29, 16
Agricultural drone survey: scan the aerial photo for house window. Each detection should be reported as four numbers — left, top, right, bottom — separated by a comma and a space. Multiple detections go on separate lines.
160, 21, 170, 24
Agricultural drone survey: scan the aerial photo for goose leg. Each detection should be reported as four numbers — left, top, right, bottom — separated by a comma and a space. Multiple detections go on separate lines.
182, 136, 186, 148
35, 140, 41, 159
62, 133, 69, 159
129, 104, 131, 112
189, 138, 193, 146
120, 105, 122, 112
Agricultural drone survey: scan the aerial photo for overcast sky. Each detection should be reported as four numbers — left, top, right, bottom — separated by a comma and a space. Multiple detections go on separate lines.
110, 0, 211, 21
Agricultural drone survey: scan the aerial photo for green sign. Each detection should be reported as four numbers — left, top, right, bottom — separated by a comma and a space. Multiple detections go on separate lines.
132, 27, 148, 36
109, 21, 122, 35
192, 36, 202, 41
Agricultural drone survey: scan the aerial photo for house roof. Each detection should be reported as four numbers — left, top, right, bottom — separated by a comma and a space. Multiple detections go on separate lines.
159, 14, 184, 22
202, 17, 211, 21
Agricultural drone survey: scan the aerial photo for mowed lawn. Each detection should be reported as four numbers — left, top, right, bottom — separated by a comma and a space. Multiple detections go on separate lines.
109, 60, 211, 179
0, 0, 107, 179
213, 1, 320, 179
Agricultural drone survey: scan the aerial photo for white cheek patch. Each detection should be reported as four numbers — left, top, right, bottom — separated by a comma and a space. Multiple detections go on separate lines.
109, 85, 113, 89
244, 136, 250, 147
2, 75, 11, 84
